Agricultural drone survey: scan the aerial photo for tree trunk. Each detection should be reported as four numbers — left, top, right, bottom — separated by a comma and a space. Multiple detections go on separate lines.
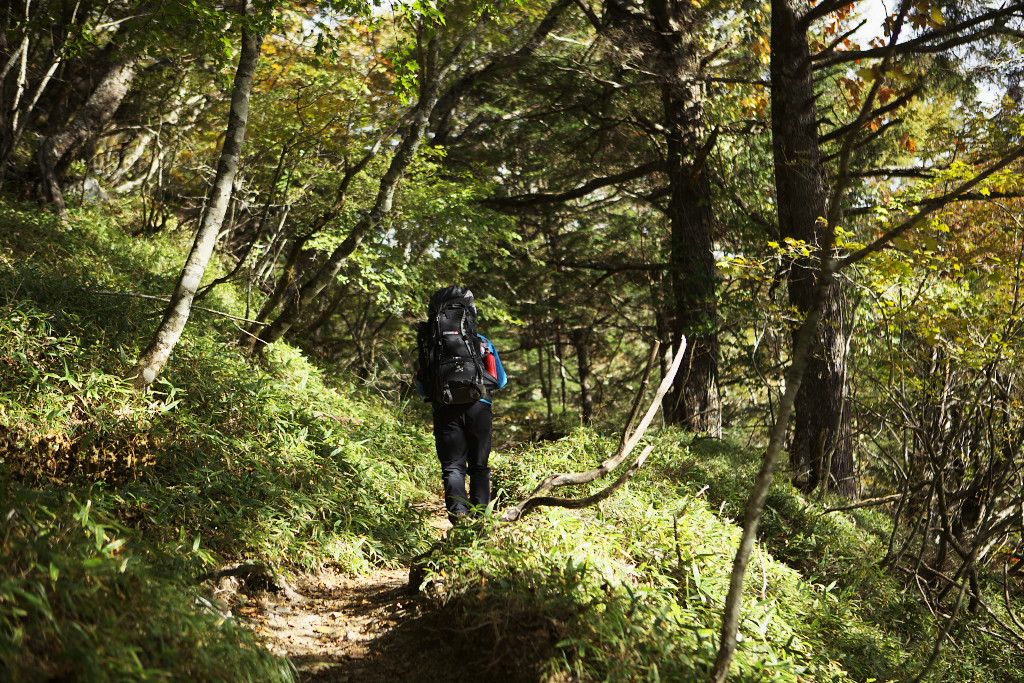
570, 328, 594, 425
789, 284, 854, 493
247, 233, 311, 333
126, 6, 263, 391
662, 105, 720, 435
539, 344, 553, 420
646, 0, 721, 435
554, 322, 568, 411
37, 55, 139, 214
770, 0, 854, 495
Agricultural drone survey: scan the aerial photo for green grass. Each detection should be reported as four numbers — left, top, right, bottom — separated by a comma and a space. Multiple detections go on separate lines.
0, 483, 294, 682
419, 431, 1024, 682
420, 433, 903, 682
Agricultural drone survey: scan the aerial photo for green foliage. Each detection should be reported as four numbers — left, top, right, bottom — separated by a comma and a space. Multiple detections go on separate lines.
0, 304, 155, 484
0, 199, 443, 676
130, 337, 440, 570
3, 180, 1024, 681
417, 431, 1024, 682
0, 200, 440, 570
0, 483, 293, 682
420, 431, 904, 682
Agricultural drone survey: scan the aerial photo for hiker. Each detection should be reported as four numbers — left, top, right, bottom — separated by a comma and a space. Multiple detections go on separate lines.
416, 286, 507, 524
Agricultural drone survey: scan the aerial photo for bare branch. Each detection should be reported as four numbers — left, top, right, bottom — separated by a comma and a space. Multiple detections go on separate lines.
802, 0, 862, 27
813, 4, 1024, 69
91, 290, 269, 326
848, 166, 940, 179
839, 145, 1024, 270
518, 444, 657, 511
618, 342, 661, 452
501, 338, 687, 522
846, 189, 1024, 216
822, 492, 904, 513
819, 86, 920, 145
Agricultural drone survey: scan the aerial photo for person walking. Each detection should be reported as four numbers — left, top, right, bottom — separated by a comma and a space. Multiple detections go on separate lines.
416, 286, 507, 523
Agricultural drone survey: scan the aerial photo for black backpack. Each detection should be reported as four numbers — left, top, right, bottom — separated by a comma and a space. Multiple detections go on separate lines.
417, 292, 496, 404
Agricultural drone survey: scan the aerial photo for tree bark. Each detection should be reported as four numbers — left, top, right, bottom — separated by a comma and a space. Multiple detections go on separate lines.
661, 87, 720, 435
770, 0, 854, 495
37, 55, 139, 215
638, 0, 722, 435
126, 6, 263, 391
570, 327, 595, 425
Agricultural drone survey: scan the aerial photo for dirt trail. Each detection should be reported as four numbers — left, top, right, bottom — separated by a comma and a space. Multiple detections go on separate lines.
241, 567, 432, 682
220, 500, 548, 682
225, 503, 468, 682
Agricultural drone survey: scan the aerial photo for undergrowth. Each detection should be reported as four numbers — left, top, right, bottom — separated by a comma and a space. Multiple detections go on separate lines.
0, 484, 292, 682
0, 200, 440, 679
419, 431, 1024, 682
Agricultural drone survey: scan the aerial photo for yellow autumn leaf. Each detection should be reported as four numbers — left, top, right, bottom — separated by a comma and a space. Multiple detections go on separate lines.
856, 67, 878, 81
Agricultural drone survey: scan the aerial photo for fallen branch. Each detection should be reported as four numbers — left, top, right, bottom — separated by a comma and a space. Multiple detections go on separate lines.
408, 339, 687, 593
513, 443, 656, 513
500, 337, 687, 522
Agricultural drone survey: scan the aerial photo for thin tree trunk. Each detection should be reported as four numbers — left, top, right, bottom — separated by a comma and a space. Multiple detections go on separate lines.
250, 208, 291, 286
545, 341, 555, 420
258, 235, 309, 318
0, 0, 77, 185
709, 261, 837, 682
555, 320, 567, 411
538, 344, 553, 420
298, 283, 347, 339
570, 327, 594, 425
109, 91, 204, 186
0, 0, 32, 154
126, 5, 263, 391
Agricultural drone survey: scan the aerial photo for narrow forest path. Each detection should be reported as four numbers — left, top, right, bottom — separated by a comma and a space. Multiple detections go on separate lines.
223, 500, 511, 683
254, 505, 449, 682
244, 566, 437, 682
216, 498, 552, 683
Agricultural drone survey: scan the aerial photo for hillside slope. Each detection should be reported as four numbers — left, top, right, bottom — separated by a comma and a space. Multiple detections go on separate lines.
1, 201, 1021, 681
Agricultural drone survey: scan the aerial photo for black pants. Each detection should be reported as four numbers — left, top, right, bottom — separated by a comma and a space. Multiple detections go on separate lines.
433, 401, 492, 522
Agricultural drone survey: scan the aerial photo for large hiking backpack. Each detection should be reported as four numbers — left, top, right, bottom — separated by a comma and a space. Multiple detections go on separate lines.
417, 291, 497, 404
